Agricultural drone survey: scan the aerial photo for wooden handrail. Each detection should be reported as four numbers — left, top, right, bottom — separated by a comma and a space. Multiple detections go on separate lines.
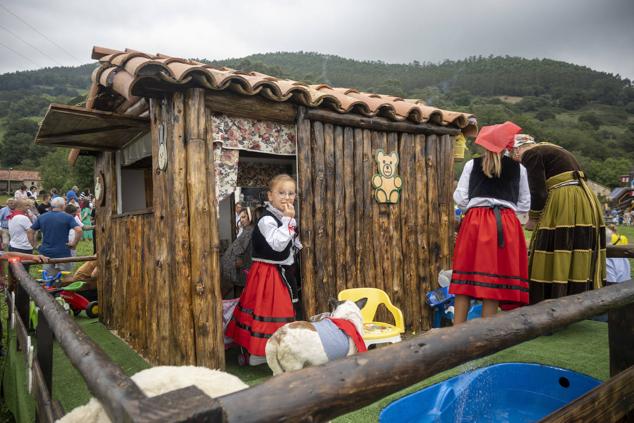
21, 255, 96, 265
215, 281, 634, 422
9, 261, 146, 422
607, 244, 634, 258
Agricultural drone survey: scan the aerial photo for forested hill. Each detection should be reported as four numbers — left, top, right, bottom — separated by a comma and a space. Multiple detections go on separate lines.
212, 53, 630, 104
1, 53, 633, 190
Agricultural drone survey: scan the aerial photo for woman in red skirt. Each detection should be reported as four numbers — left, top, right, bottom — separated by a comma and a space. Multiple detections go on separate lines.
450, 122, 530, 323
226, 174, 302, 365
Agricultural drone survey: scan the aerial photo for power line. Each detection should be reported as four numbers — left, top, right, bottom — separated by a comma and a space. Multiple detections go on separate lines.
0, 22, 63, 66
0, 3, 81, 62
0, 40, 41, 67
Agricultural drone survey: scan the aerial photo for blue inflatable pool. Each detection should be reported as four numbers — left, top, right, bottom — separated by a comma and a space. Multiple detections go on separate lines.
380, 363, 600, 423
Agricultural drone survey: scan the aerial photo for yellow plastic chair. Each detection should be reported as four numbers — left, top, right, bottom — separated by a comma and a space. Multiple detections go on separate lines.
338, 288, 405, 347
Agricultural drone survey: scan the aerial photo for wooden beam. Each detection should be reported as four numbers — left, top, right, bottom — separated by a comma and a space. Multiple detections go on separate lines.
609, 301, 634, 376
185, 88, 225, 368
21, 255, 96, 265
607, 245, 634, 258
215, 281, 634, 423
305, 108, 462, 135
540, 365, 634, 423
205, 90, 297, 123
123, 385, 225, 423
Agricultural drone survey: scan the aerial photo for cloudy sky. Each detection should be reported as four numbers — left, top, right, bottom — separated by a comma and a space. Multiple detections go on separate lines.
1, 0, 633, 79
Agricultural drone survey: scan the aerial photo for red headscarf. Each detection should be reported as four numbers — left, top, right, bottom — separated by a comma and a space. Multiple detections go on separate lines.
474, 121, 522, 153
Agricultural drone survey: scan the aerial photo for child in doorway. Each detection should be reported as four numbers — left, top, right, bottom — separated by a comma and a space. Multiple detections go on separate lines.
450, 123, 531, 323
225, 174, 302, 365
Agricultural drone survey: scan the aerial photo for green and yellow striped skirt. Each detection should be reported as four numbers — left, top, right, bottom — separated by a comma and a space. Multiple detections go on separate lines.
529, 171, 606, 304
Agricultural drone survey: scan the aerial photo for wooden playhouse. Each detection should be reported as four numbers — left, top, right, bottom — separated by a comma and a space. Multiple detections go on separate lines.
34, 46, 476, 368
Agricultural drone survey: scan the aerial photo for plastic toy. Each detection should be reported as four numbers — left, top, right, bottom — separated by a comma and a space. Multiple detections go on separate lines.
30, 269, 99, 328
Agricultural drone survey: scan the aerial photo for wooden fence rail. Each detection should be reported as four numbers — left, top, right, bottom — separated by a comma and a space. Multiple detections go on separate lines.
214, 280, 634, 422
5, 248, 634, 422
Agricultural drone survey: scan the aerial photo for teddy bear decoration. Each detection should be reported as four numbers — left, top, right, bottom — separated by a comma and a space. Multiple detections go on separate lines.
372, 149, 402, 204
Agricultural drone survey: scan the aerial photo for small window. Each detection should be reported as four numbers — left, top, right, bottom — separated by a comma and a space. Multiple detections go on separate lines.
116, 132, 153, 214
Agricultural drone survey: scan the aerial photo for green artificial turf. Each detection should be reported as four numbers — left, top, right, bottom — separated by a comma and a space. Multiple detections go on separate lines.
51, 317, 150, 413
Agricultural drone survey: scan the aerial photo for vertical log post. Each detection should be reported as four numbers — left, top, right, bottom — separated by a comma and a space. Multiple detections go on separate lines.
414, 134, 431, 330
323, 123, 337, 303
343, 127, 355, 290
186, 88, 225, 368
311, 121, 328, 312
387, 132, 402, 320
296, 109, 317, 317
334, 125, 346, 295
608, 301, 634, 376
353, 128, 364, 290
150, 98, 172, 364
35, 310, 54, 393
426, 135, 441, 295
15, 282, 28, 337
372, 131, 390, 323
399, 132, 420, 331
361, 129, 377, 294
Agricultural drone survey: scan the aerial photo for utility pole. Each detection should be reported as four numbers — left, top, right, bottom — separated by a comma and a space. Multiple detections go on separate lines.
7, 168, 12, 196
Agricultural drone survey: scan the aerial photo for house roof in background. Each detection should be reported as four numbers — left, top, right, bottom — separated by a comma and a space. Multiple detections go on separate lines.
89, 46, 477, 135
0, 169, 41, 181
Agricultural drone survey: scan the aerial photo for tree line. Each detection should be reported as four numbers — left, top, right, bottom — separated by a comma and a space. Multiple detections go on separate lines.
1, 54, 632, 189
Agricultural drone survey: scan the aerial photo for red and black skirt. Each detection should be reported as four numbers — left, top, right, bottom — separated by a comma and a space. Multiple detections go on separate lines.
225, 261, 295, 356
449, 206, 529, 306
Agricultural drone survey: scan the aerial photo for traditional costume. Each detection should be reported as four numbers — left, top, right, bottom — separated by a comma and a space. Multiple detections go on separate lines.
521, 143, 606, 302
225, 205, 301, 357
450, 122, 530, 307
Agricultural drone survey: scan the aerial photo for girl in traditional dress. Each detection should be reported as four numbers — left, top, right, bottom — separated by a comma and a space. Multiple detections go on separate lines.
226, 174, 302, 365
450, 122, 531, 323
511, 136, 606, 302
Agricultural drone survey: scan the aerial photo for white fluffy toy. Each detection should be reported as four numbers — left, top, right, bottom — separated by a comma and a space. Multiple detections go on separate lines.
58, 366, 248, 422
266, 298, 368, 375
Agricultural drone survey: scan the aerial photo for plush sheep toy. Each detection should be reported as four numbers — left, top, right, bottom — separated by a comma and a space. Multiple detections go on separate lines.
58, 366, 248, 422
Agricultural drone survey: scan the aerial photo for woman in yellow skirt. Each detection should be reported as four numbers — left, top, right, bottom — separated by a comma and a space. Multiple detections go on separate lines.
511, 135, 606, 303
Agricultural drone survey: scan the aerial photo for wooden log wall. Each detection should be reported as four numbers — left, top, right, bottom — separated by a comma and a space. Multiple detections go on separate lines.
96, 89, 225, 368
297, 111, 454, 331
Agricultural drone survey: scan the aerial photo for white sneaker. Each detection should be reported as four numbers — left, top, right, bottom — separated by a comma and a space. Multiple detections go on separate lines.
248, 355, 267, 366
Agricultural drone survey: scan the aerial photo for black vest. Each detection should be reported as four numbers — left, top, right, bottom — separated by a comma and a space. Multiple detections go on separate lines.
251, 210, 293, 263
468, 156, 520, 204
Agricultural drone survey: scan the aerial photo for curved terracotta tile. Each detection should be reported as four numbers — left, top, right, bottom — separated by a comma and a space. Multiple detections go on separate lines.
124, 56, 164, 77
111, 70, 136, 100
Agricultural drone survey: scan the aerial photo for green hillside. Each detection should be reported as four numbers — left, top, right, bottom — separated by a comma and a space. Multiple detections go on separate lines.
1, 54, 633, 189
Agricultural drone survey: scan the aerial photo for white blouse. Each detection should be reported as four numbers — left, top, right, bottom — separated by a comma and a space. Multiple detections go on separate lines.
256, 206, 303, 265
453, 159, 530, 213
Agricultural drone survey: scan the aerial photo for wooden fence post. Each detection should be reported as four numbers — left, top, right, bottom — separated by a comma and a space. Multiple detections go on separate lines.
608, 300, 634, 376
15, 282, 29, 336
36, 310, 54, 393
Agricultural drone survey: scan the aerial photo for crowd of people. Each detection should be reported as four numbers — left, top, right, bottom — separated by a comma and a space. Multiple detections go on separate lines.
0, 185, 96, 271
608, 206, 633, 226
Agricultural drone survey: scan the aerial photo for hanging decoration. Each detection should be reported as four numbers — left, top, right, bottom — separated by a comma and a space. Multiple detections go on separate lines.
372, 149, 402, 204
95, 172, 105, 207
